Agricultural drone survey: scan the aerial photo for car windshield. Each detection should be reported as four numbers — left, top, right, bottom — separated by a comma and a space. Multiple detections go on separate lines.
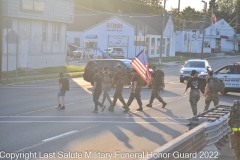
184, 61, 205, 68
123, 61, 133, 69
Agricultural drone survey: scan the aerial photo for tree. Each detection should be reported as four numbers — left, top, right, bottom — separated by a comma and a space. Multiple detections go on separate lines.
170, 6, 202, 30
209, 0, 217, 10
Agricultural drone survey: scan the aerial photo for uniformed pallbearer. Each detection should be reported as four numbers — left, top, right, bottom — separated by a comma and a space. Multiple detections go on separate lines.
228, 100, 240, 160
108, 66, 127, 112
123, 69, 143, 112
184, 70, 205, 116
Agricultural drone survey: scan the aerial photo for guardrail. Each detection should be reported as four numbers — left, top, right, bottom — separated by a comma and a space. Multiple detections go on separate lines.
140, 105, 231, 160
188, 105, 231, 148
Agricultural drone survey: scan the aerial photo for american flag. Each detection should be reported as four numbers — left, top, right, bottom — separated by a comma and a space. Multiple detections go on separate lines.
212, 13, 217, 24
131, 49, 151, 84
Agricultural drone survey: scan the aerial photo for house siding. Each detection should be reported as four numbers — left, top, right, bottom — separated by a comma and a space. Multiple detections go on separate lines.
2, 0, 73, 71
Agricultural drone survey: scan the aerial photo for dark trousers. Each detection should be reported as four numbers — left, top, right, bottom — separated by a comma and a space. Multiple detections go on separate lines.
93, 91, 102, 110
127, 90, 142, 108
149, 87, 164, 104
112, 89, 127, 107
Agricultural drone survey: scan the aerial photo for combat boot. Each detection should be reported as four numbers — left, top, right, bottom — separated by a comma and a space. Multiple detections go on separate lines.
137, 106, 143, 111
146, 103, 152, 107
162, 102, 167, 108
59, 105, 65, 109
108, 105, 114, 112
57, 104, 61, 109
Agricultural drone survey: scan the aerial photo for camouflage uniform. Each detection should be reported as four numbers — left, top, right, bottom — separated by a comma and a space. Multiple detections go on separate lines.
126, 75, 142, 109
189, 89, 200, 116
204, 92, 219, 111
147, 70, 167, 108
102, 83, 112, 106
108, 71, 127, 111
228, 100, 240, 160
204, 78, 219, 111
149, 85, 165, 104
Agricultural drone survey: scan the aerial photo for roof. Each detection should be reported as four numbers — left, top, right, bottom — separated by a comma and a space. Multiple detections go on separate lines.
185, 17, 211, 30
68, 11, 171, 35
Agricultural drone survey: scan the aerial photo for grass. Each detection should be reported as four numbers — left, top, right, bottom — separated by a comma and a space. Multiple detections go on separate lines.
149, 63, 165, 68
0, 72, 84, 85
224, 52, 240, 56
1, 69, 27, 78
150, 56, 190, 62
1, 65, 84, 79
37, 65, 84, 75
162, 56, 190, 62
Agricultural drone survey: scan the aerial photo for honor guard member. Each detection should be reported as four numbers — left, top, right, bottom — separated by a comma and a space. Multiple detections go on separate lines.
123, 69, 143, 112
228, 100, 240, 160
92, 69, 105, 113
184, 70, 205, 116
108, 66, 127, 112
101, 67, 113, 111
203, 70, 220, 111
146, 67, 167, 108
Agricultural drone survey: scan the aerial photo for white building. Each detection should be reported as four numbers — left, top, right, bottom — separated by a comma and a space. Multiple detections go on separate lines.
67, 12, 175, 59
175, 18, 239, 54
2, 0, 74, 71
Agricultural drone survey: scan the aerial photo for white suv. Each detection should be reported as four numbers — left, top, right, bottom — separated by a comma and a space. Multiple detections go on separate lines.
105, 47, 124, 59
180, 59, 211, 83
198, 63, 240, 94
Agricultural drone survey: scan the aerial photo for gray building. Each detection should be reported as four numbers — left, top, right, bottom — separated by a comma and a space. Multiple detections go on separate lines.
2, 0, 74, 71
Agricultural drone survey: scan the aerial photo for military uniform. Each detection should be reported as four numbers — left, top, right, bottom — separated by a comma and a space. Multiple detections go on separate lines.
101, 72, 112, 106
204, 77, 219, 111
124, 74, 142, 112
108, 70, 127, 112
185, 76, 204, 116
227, 100, 240, 160
146, 70, 167, 108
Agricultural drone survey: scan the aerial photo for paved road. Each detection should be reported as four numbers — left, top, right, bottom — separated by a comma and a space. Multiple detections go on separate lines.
0, 57, 239, 160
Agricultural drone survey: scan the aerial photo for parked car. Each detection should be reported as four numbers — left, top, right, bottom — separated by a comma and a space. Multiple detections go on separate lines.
198, 62, 240, 94
180, 59, 211, 83
105, 47, 124, 59
83, 59, 133, 85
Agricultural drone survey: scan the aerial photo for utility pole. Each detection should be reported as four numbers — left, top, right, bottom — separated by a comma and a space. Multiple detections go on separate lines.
177, 0, 180, 30
0, 1, 2, 83
210, 6, 213, 56
159, 0, 166, 65
201, 0, 207, 59
234, 0, 238, 55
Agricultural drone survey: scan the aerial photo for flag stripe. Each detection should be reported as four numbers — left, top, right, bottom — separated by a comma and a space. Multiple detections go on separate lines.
131, 49, 151, 84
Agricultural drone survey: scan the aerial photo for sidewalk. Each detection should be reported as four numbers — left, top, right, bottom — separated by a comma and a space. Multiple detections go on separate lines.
218, 142, 235, 160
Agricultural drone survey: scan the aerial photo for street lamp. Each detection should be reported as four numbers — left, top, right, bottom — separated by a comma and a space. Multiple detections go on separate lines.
201, 0, 207, 59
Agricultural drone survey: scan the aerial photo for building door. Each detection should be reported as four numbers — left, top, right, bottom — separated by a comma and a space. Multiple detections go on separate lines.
19, 40, 28, 68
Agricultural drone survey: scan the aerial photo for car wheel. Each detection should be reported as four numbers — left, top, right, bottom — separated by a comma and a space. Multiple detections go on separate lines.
180, 78, 184, 83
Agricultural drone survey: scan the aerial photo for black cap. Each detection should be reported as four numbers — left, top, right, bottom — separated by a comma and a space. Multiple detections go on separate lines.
190, 70, 197, 76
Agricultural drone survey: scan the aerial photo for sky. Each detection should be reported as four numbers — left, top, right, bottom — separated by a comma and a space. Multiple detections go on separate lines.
165, 0, 210, 11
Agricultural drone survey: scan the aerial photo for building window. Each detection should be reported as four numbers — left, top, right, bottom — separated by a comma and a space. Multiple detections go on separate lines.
151, 38, 155, 55
42, 21, 47, 42
53, 23, 60, 42
157, 38, 160, 54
